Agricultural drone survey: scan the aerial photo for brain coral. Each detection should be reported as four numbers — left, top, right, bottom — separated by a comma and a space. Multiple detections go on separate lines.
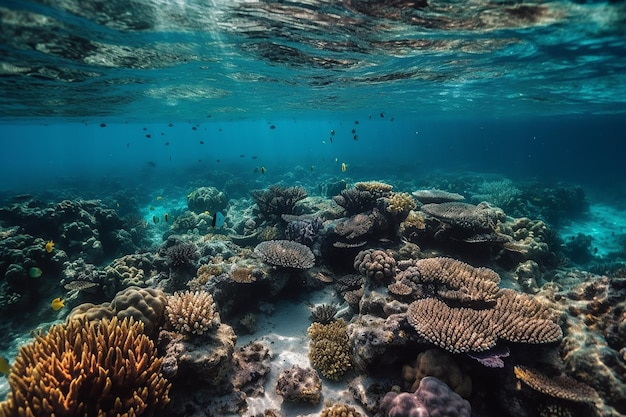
186, 186, 228, 214
0, 317, 170, 417
254, 239, 315, 269
308, 319, 353, 381
354, 249, 397, 282
165, 290, 219, 336
406, 289, 562, 353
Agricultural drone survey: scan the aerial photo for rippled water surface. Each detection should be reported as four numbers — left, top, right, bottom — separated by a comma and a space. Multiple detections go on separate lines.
1, 0, 625, 120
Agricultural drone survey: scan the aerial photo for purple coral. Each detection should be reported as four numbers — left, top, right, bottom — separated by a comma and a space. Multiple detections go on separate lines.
380, 377, 471, 417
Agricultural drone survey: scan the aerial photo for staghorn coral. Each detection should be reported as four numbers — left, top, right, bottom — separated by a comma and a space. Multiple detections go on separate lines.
165, 290, 219, 336
354, 249, 397, 282
386, 192, 416, 218
406, 289, 562, 354
308, 319, 353, 381
275, 365, 322, 404
395, 257, 501, 305
251, 185, 307, 221
254, 239, 315, 269
319, 403, 363, 417
0, 317, 170, 417
514, 366, 600, 404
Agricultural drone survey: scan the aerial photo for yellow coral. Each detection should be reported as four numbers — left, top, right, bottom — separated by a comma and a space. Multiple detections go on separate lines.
354, 181, 393, 194
308, 319, 352, 381
319, 403, 363, 417
165, 290, 219, 336
0, 317, 170, 417
387, 192, 417, 217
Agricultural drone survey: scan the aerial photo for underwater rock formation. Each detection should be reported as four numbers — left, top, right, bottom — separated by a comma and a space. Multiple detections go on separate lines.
0, 317, 171, 417
275, 365, 322, 404
186, 186, 228, 215
251, 184, 307, 221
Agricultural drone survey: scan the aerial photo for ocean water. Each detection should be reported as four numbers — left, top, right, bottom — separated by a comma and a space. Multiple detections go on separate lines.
1, 1, 626, 417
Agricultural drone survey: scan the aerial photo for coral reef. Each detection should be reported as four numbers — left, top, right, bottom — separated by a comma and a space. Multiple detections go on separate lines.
232, 342, 271, 396
514, 366, 599, 404
0, 317, 170, 417
254, 239, 315, 268
186, 186, 228, 214
163, 241, 199, 268
275, 365, 322, 404
380, 376, 471, 417
354, 249, 397, 282
68, 286, 167, 335
251, 184, 307, 221
310, 303, 338, 324
402, 349, 472, 398
411, 189, 465, 204
319, 403, 363, 417
385, 192, 416, 218
308, 318, 353, 381
165, 290, 219, 336
284, 216, 324, 245
406, 289, 562, 354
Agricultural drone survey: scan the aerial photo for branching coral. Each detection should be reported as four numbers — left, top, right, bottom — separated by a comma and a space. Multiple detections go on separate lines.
386, 192, 416, 218
308, 319, 353, 381
310, 304, 338, 324
254, 240, 315, 269
163, 242, 199, 267
0, 317, 171, 417
165, 290, 219, 336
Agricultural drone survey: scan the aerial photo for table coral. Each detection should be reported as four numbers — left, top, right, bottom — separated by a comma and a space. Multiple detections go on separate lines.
0, 317, 171, 417
254, 239, 315, 268
308, 318, 353, 381
514, 366, 599, 404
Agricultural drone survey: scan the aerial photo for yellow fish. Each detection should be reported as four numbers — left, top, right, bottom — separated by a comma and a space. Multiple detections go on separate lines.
0, 356, 10, 375
45, 240, 54, 253
156, 196, 163, 201
51, 297, 64, 311
341, 162, 347, 172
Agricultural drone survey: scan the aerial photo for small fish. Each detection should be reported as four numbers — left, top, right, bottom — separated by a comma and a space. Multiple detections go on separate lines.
216, 159, 221, 163
165, 142, 170, 146
164, 213, 169, 222
200, 141, 204, 144
168, 123, 173, 127
354, 120, 359, 125
29, 267, 43, 278
310, 165, 314, 171
51, 297, 65, 311
147, 161, 156, 167
152, 215, 159, 224
380, 112, 385, 118
335, 157, 338, 163
329, 137, 333, 143
212, 211, 225, 228
192, 126, 197, 130
341, 162, 347, 172
0, 356, 11, 375
330, 129, 335, 136
351, 128, 356, 134
270, 125, 276, 130
252, 156, 258, 159
204, 211, 210, 215
260, 166, 266, 174
45, 240, 54, 253
149, 206, 155, 211
99, 123, 106, 128
126, 143, 130, 147
156, 196, 163, 201
146, 134, 151, 138
240, 154, 245, 158
143, 127, 147, 131
353, 135, 358, 141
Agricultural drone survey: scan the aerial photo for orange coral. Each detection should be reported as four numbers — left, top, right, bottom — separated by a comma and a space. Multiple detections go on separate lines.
0, 317, 170, 417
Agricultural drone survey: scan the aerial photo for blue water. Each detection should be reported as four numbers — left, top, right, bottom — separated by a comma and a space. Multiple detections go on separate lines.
2, 1, 626, 416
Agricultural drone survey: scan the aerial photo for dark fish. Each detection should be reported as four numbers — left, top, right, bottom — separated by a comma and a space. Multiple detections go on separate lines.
219, 128, 222, 132
152, 215, 158, 224
126, 143, 130, 147
143, 127, 147, 131
390, 117, 394, 122
380, 112, 384, 118
368, 114, 372, 119
216, 159, 221, 163
330, 130, 335, 136
164, 213, 169, 222
198, 159, 202, 162
161, 132, 164, 135
212, 211, 225, 228
146, 134, 151, 138
240, 154, 245, 158
260, 166, 266, 174
351, 128, 356, 134
165, 142, 170, 146
207, 114, 211, 118
169, 155, 171, 160
192, 126, 197, 130
168, 123, 173, 127
353, 135, 358, 141
329, 137, 333, 143
252, 155, 257, 159
99, 123, 106, 128
270, 125, 276, 130
200, 141, 204, 144
354, 120, 359, 125
147, 161, 156, 167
